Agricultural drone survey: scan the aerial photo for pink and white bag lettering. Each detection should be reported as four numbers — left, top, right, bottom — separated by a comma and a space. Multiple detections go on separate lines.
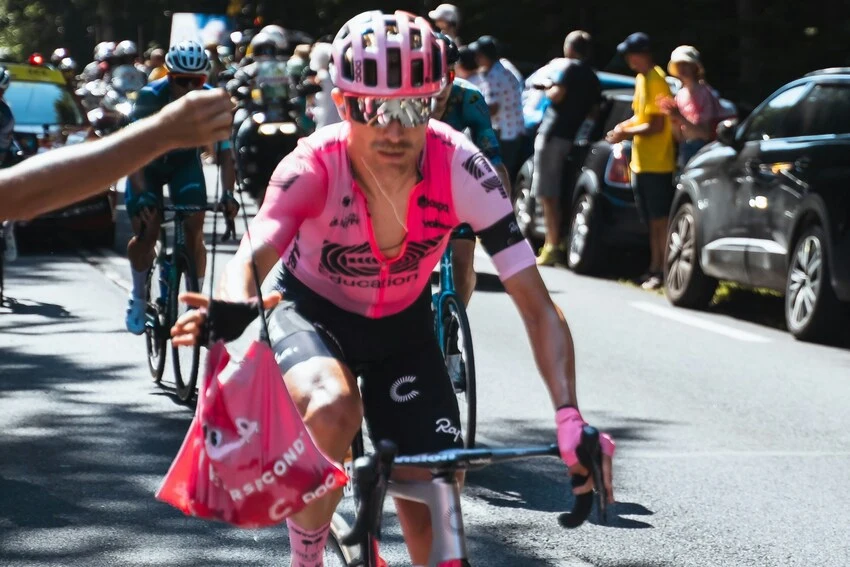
156, 340, 347, 528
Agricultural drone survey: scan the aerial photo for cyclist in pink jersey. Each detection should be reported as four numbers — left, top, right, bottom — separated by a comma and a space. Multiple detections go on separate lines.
172, 10, 615, 567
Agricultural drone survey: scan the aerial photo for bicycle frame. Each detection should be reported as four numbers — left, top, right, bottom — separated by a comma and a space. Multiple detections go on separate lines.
431, 247, 458, 343
148, 204, 213, 332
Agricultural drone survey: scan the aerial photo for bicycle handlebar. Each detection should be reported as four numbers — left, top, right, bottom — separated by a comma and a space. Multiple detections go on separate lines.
338, 427, 607, 547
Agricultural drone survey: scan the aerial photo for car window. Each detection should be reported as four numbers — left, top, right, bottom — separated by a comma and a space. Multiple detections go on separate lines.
5, 81, 85, 126
785, 84, 850, 137
601, 98, 633, 134
742, 84, 808, 142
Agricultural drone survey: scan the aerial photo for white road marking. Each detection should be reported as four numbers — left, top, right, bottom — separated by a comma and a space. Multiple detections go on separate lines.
78, 248, 132, 293
631, 301, 772, 343
628, 449, 850, 459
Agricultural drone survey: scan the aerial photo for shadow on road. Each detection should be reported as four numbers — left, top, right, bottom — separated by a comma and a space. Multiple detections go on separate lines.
466, 417, 665, 531
0, 297, 74, 320
0, 346, 291, 566
0, 342, 582, 566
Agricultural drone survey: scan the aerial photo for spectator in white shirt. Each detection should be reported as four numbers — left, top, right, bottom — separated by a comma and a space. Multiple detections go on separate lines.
470, 35, 525, 179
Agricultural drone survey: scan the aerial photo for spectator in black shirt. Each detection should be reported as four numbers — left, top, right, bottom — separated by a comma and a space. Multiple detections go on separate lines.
530, 31, 601, 266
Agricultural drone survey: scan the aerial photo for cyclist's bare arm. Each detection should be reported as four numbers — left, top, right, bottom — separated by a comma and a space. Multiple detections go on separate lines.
219, 146, 327, 300
1, 89, 233, 222
218, 242, 280, 301
502, 265, 578, 409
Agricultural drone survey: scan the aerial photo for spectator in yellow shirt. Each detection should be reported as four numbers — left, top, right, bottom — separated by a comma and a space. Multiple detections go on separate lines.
147, 48, 167, 82
607, 32, 674, 290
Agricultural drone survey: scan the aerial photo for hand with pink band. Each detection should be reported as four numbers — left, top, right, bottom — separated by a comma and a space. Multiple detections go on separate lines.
556, 406, 616, 503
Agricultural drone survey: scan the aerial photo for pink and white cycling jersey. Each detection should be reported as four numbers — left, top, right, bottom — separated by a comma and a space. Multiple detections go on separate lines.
247, 119, 535, 318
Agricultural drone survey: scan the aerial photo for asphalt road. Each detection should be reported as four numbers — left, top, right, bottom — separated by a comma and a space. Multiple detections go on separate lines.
2, 167, 850, 567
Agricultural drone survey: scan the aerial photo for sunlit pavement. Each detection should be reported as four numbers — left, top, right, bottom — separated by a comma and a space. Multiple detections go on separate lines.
2, 167, 850, 567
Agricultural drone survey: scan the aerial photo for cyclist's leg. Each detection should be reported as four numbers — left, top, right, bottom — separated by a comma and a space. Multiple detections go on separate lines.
169, 158, 208, 291
125, 169, 163, 333
126, 169, 163, 273
360, 336, 464, 566
450, 225, 477, 306
267, 302, 363, 565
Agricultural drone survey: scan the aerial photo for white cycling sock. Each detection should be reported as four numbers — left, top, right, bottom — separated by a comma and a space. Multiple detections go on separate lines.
130, 268, 149, 300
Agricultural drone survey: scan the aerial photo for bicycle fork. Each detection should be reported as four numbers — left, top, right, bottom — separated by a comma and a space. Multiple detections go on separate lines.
386, 474, 470, 566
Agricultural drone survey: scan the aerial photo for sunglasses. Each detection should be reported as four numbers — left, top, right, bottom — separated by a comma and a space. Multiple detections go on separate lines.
344, 96, 433, 128
169, 74, 206, 89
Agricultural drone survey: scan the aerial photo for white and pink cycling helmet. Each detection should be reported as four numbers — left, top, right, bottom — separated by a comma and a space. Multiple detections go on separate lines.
331, 10, 447, 97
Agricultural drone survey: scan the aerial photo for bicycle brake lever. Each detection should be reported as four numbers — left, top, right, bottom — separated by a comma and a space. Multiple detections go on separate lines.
558, 425, 606, 528
585, 425, 607, 524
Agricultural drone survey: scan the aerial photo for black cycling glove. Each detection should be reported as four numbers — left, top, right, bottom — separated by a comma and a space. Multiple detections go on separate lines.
201, 298, 262, 345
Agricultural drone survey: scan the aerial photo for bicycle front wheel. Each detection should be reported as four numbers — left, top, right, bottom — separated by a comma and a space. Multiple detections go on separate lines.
439, 294, 477, 449
325, 512, 358, 566
170, 249, 200, 403
145, 253, 167, 383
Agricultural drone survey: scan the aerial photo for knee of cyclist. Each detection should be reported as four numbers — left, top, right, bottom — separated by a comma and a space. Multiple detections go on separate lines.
304, 389, 363, 444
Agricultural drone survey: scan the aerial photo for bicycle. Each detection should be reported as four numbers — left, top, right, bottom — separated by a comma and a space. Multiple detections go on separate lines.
144, 203, 219, 402
431, 242, 476, 449
323, 427, 607, 566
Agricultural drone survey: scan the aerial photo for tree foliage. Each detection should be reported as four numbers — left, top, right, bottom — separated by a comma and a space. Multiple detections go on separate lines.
1, 0, 848, 107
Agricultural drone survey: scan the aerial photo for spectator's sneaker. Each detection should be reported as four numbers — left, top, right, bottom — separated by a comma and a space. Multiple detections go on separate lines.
125, 295, 147, 335
3, 223, 17, 263
536, 243, 561, 266
641, 272, 664, 290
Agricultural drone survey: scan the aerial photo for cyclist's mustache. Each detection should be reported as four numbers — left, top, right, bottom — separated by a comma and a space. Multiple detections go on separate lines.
372, 142, 413, 153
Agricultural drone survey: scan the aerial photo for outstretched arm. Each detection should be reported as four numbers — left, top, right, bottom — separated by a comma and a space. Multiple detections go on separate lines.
502, 267, 577, 408
2, 89, 233, 222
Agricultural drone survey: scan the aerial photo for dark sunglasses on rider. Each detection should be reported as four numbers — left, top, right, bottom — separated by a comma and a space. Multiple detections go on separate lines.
169, 74, 206, 89
344, 95, 433, 128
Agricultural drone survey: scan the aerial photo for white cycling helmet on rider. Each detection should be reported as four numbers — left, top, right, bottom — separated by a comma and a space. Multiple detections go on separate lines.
249, 32, 284, 57
95, 41, 116, 63
165, 41, 211, 75
330, 10, 447, 98
115, 40, 138, 58
260, 25, 287, 43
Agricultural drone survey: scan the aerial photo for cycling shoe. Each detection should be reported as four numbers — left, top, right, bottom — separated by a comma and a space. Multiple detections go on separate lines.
125, 295, 147, 335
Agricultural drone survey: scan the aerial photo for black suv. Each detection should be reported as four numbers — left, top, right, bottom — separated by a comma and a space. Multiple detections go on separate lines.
665, 68, 850, 342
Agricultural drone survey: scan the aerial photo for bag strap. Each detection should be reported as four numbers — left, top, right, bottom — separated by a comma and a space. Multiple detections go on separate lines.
209, 141, 271, 346
236, 185, 272, 345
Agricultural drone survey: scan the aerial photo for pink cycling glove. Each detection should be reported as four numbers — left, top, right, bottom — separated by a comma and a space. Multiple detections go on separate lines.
556, 407, 615, 468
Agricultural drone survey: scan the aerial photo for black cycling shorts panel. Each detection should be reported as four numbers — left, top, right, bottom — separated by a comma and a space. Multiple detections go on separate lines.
266, 274, 464, 455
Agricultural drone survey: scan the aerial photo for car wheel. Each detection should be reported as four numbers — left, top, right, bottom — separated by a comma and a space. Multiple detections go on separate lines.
664, 202, 717, 307
513, 176, 539, 246
566, 192, 604, 275
785, 225, 842, 342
